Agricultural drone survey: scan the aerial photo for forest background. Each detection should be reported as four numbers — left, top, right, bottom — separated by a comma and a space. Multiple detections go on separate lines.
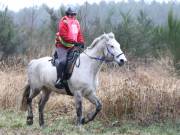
0, 0, 180, 70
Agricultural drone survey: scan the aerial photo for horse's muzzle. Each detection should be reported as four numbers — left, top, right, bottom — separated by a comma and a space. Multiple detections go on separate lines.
118, 59, 125, 66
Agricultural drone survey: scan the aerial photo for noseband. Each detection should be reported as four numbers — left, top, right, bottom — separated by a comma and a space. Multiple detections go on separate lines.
106, 44, 124, 60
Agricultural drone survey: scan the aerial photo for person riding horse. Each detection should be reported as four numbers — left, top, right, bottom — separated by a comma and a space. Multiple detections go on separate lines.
54, 7, 85, 89
21, 32, 127, 127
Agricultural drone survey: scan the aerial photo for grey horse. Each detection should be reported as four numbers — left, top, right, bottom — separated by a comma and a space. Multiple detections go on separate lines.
20, 32, 127, 127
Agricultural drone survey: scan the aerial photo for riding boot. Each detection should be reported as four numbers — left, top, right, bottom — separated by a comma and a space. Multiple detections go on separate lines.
55, 79, 64, 89
51, 51, 58, 66
55, 62, 65, 89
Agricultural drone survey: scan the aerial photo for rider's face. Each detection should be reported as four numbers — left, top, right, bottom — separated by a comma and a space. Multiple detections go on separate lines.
67, 14, 76, 18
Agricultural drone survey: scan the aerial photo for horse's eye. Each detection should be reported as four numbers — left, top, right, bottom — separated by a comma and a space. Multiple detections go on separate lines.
110, 45, 114, 48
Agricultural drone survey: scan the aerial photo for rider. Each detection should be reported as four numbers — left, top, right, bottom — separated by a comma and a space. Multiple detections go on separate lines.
55, 7, 85, 89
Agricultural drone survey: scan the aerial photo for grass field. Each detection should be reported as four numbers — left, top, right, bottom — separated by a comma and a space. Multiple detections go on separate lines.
0, 109, 179, 135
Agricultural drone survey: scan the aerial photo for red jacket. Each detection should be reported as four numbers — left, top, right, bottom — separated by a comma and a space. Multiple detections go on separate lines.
56, 16, 84, 48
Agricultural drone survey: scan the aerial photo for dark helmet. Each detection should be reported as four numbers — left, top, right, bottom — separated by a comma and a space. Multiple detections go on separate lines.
65, 7, 77, 16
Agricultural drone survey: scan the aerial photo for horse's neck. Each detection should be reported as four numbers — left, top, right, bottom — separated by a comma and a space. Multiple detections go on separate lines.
80, 43, 104, 76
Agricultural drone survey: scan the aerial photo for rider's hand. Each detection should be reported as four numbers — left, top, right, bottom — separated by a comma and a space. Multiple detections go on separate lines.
74, 43, 84, 49
79, 43, 84, 49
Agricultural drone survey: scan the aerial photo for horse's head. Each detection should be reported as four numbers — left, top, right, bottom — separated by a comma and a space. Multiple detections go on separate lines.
103, 32, 127, 66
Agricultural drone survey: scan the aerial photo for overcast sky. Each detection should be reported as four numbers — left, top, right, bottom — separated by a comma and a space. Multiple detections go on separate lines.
0, 0, 178, 12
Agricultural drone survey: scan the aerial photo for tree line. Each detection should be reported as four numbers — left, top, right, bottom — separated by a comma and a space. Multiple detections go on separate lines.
0, 0, 180, 69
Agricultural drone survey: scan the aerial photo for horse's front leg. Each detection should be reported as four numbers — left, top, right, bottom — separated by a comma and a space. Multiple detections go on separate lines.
38, 90, 51, 127
74, 91, 84, 126
83, 92, 102, 124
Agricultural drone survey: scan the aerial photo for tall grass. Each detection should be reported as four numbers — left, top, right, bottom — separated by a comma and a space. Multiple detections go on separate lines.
99, 65, 179, 125
0, 57, 179, 125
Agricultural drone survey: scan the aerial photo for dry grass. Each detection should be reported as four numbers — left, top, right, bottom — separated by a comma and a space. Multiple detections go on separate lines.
0, 69, 25, 109
98, 67, 180, 124
0, 57, 179, 125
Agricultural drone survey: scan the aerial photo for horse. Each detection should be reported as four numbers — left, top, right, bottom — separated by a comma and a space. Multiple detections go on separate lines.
20, 32, 127, 127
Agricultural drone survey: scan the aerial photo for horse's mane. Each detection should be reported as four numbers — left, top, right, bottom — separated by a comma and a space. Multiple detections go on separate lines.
87, 32, 115, 49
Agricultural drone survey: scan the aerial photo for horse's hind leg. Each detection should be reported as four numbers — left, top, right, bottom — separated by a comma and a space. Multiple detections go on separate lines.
83, 92, 102, 124
74, 91, 84, 126
27, 88, 40, 125
38, 89, 51, 127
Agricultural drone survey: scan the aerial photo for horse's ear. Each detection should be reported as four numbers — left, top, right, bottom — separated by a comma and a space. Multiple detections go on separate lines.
108, 32, 115, 39
102, 33, 109, 41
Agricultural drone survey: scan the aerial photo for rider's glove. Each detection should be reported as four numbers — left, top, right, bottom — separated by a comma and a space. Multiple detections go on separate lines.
74, 43, 84, 49
79, 43, 84, 49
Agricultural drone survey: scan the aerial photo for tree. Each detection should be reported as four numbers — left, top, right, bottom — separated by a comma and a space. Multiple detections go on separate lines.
0, 7, 17, 59
44, 6, 57, 37
135, 10, 154, 57
29, 5, 38, 48
166, 9, 180, 69
115, 10, 136, 53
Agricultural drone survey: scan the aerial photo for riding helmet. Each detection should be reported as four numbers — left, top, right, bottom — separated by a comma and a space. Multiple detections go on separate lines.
65, 7, 77, 16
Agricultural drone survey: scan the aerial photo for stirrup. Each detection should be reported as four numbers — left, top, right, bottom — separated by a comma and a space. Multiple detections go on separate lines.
55, 79, 64, 89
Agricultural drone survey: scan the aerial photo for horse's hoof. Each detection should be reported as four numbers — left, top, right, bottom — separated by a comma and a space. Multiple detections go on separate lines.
40, 124, 46, 129
81, 117, 85, 124
26, 119, 33, 125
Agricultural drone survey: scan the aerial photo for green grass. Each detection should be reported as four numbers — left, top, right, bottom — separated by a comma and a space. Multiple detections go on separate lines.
0, 110, 179, 135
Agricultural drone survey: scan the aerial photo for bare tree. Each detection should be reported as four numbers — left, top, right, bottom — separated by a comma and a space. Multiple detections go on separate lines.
30, 4, 38, 48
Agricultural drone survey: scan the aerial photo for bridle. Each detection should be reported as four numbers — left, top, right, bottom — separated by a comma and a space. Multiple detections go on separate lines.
76, 43, 124, 63
105, 44, 124, 61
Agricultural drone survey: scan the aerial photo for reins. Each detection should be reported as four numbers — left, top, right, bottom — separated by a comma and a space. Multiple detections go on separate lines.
76, 45, 124, 63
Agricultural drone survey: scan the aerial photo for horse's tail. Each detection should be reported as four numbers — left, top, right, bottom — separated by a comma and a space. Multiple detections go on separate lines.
20, 84, 30, 111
